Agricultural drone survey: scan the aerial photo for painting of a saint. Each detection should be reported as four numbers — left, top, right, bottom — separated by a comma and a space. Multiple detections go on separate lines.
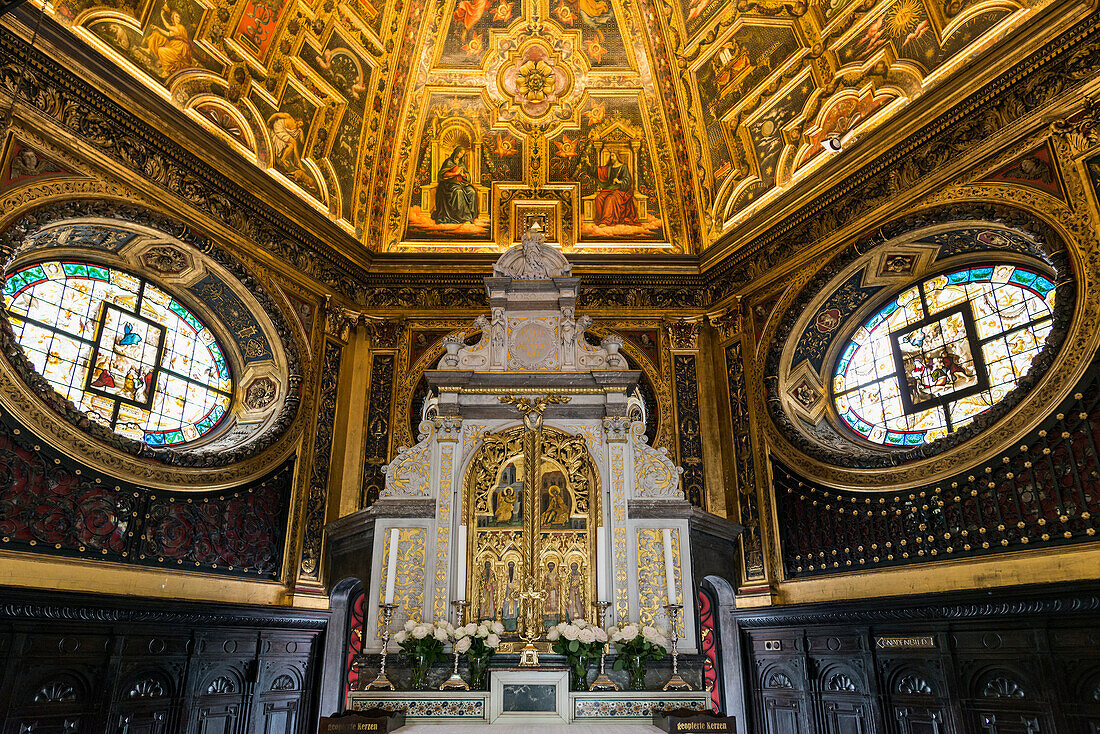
501, 561, 519, 632
540, 484, 571, 526
565, 561, 585, 621
269, 111, 305, 171
478, 559, 497, 621
495, 485, 517, 523
139, 2, 195, 77
585, 149, 638, 226
541, 560, 561, 629
488, 459, 523, 527
432, 146, 479, 224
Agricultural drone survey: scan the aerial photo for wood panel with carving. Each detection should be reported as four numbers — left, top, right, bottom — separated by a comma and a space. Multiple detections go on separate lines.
0, 588, 326, 733
727, 583, 1100, 734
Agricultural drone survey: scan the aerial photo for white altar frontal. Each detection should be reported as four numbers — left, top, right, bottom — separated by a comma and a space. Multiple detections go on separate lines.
346, 227, 712, 725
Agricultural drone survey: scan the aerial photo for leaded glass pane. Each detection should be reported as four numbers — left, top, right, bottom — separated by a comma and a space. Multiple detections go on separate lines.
832, 265, 1055, 446
3, 261, 234, 447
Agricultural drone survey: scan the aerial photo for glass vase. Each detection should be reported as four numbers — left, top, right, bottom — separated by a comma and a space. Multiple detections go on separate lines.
468, 651, 492, 691
570, 658, 590, 691
410, 652, 432, 691
625, 653, 647, 691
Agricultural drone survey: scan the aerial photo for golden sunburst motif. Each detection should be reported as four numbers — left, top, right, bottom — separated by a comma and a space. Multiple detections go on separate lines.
885, 0, 924, 38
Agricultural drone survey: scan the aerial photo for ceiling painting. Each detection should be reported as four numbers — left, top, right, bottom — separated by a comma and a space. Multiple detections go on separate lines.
547, 94, 666, 242
674, 0, 1041, 236
382, 0, 686, 253
40, 0, 1050, 256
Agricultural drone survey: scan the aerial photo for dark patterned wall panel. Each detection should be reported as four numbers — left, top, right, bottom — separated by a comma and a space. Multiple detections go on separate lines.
0, 588, 326, 734
361, 353, 395, 508
725, 340, 764, 581
0, 406, 292, 578
673, 353, 707, 509
299, 339, 343, 579
775, 354, 1100, 578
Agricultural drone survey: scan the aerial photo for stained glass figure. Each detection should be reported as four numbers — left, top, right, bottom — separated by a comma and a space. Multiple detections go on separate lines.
832, 265, 1055, 446
3, 260, 233, 446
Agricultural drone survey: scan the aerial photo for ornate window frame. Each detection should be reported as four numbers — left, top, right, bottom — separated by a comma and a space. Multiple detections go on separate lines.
0, 204, 307, 485
764, 205, 1089, 489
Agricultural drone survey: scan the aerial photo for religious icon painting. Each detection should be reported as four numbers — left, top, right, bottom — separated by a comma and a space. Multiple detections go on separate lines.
563, 557, 586, 622
540, 556, 562, 629
486, 457, 525, 528
539, 468, 572, 528
499, 558, 521, 631
476, 556, 500, 621
403, 96, 505, 243
86, 305, 166, 409
548, 96, 665, 242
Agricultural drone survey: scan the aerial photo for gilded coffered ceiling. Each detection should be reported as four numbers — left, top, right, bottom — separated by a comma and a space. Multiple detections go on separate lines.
42, 0, 1052, 255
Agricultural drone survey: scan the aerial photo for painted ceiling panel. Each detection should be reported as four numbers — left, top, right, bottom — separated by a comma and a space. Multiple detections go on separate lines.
41, 0, 1048, 255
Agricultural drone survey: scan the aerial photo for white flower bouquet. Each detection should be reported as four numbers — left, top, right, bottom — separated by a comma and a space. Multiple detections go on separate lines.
547, 618, 608, 690
608, 622, 670, 690
391, 618, 450, 690
452, 620, 504, 689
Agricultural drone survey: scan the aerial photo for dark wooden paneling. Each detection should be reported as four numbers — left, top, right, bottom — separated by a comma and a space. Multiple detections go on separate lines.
730, 582, 1100, 734
0, 587, 327, 734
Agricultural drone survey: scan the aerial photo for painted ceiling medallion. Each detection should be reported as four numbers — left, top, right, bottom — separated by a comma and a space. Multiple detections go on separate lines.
498, 41, 574, 121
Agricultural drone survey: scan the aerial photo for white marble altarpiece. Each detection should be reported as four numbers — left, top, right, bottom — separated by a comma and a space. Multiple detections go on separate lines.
361, 226, 697, 654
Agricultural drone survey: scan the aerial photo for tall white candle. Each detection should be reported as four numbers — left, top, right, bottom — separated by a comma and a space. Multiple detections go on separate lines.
384, 527, 399, 605
662, 528, 677, 604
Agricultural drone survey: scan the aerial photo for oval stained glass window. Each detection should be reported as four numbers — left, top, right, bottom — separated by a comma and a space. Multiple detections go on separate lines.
832, 264, 1056, 447
2, 261, 233, 446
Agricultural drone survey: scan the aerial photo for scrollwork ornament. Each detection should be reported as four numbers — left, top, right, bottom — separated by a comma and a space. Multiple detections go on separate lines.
666, 318, 700, 350
630, 422, 684, 500
325, 304, 361, 343
1050, 98, 1100, 156
380, 421, 438, 499
709, 309, 741, 342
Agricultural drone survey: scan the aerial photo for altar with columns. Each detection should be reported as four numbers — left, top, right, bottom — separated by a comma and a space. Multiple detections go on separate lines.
336, 226, 741, 726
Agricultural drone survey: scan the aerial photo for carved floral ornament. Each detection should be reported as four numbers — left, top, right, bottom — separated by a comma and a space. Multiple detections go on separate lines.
497, 41, 575, 121
0, 205, 306, 481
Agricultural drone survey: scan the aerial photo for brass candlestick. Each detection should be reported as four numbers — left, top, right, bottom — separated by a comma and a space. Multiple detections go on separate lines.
453, 599, 471, 627
589, 600, 618, 691
662, 603, 692, 691
441, 600, 471, 690
518, 574, 546, 667
366, 603, 399, 691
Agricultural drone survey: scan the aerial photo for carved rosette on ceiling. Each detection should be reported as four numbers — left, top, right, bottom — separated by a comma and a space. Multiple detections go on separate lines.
496, 40, 576, 123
